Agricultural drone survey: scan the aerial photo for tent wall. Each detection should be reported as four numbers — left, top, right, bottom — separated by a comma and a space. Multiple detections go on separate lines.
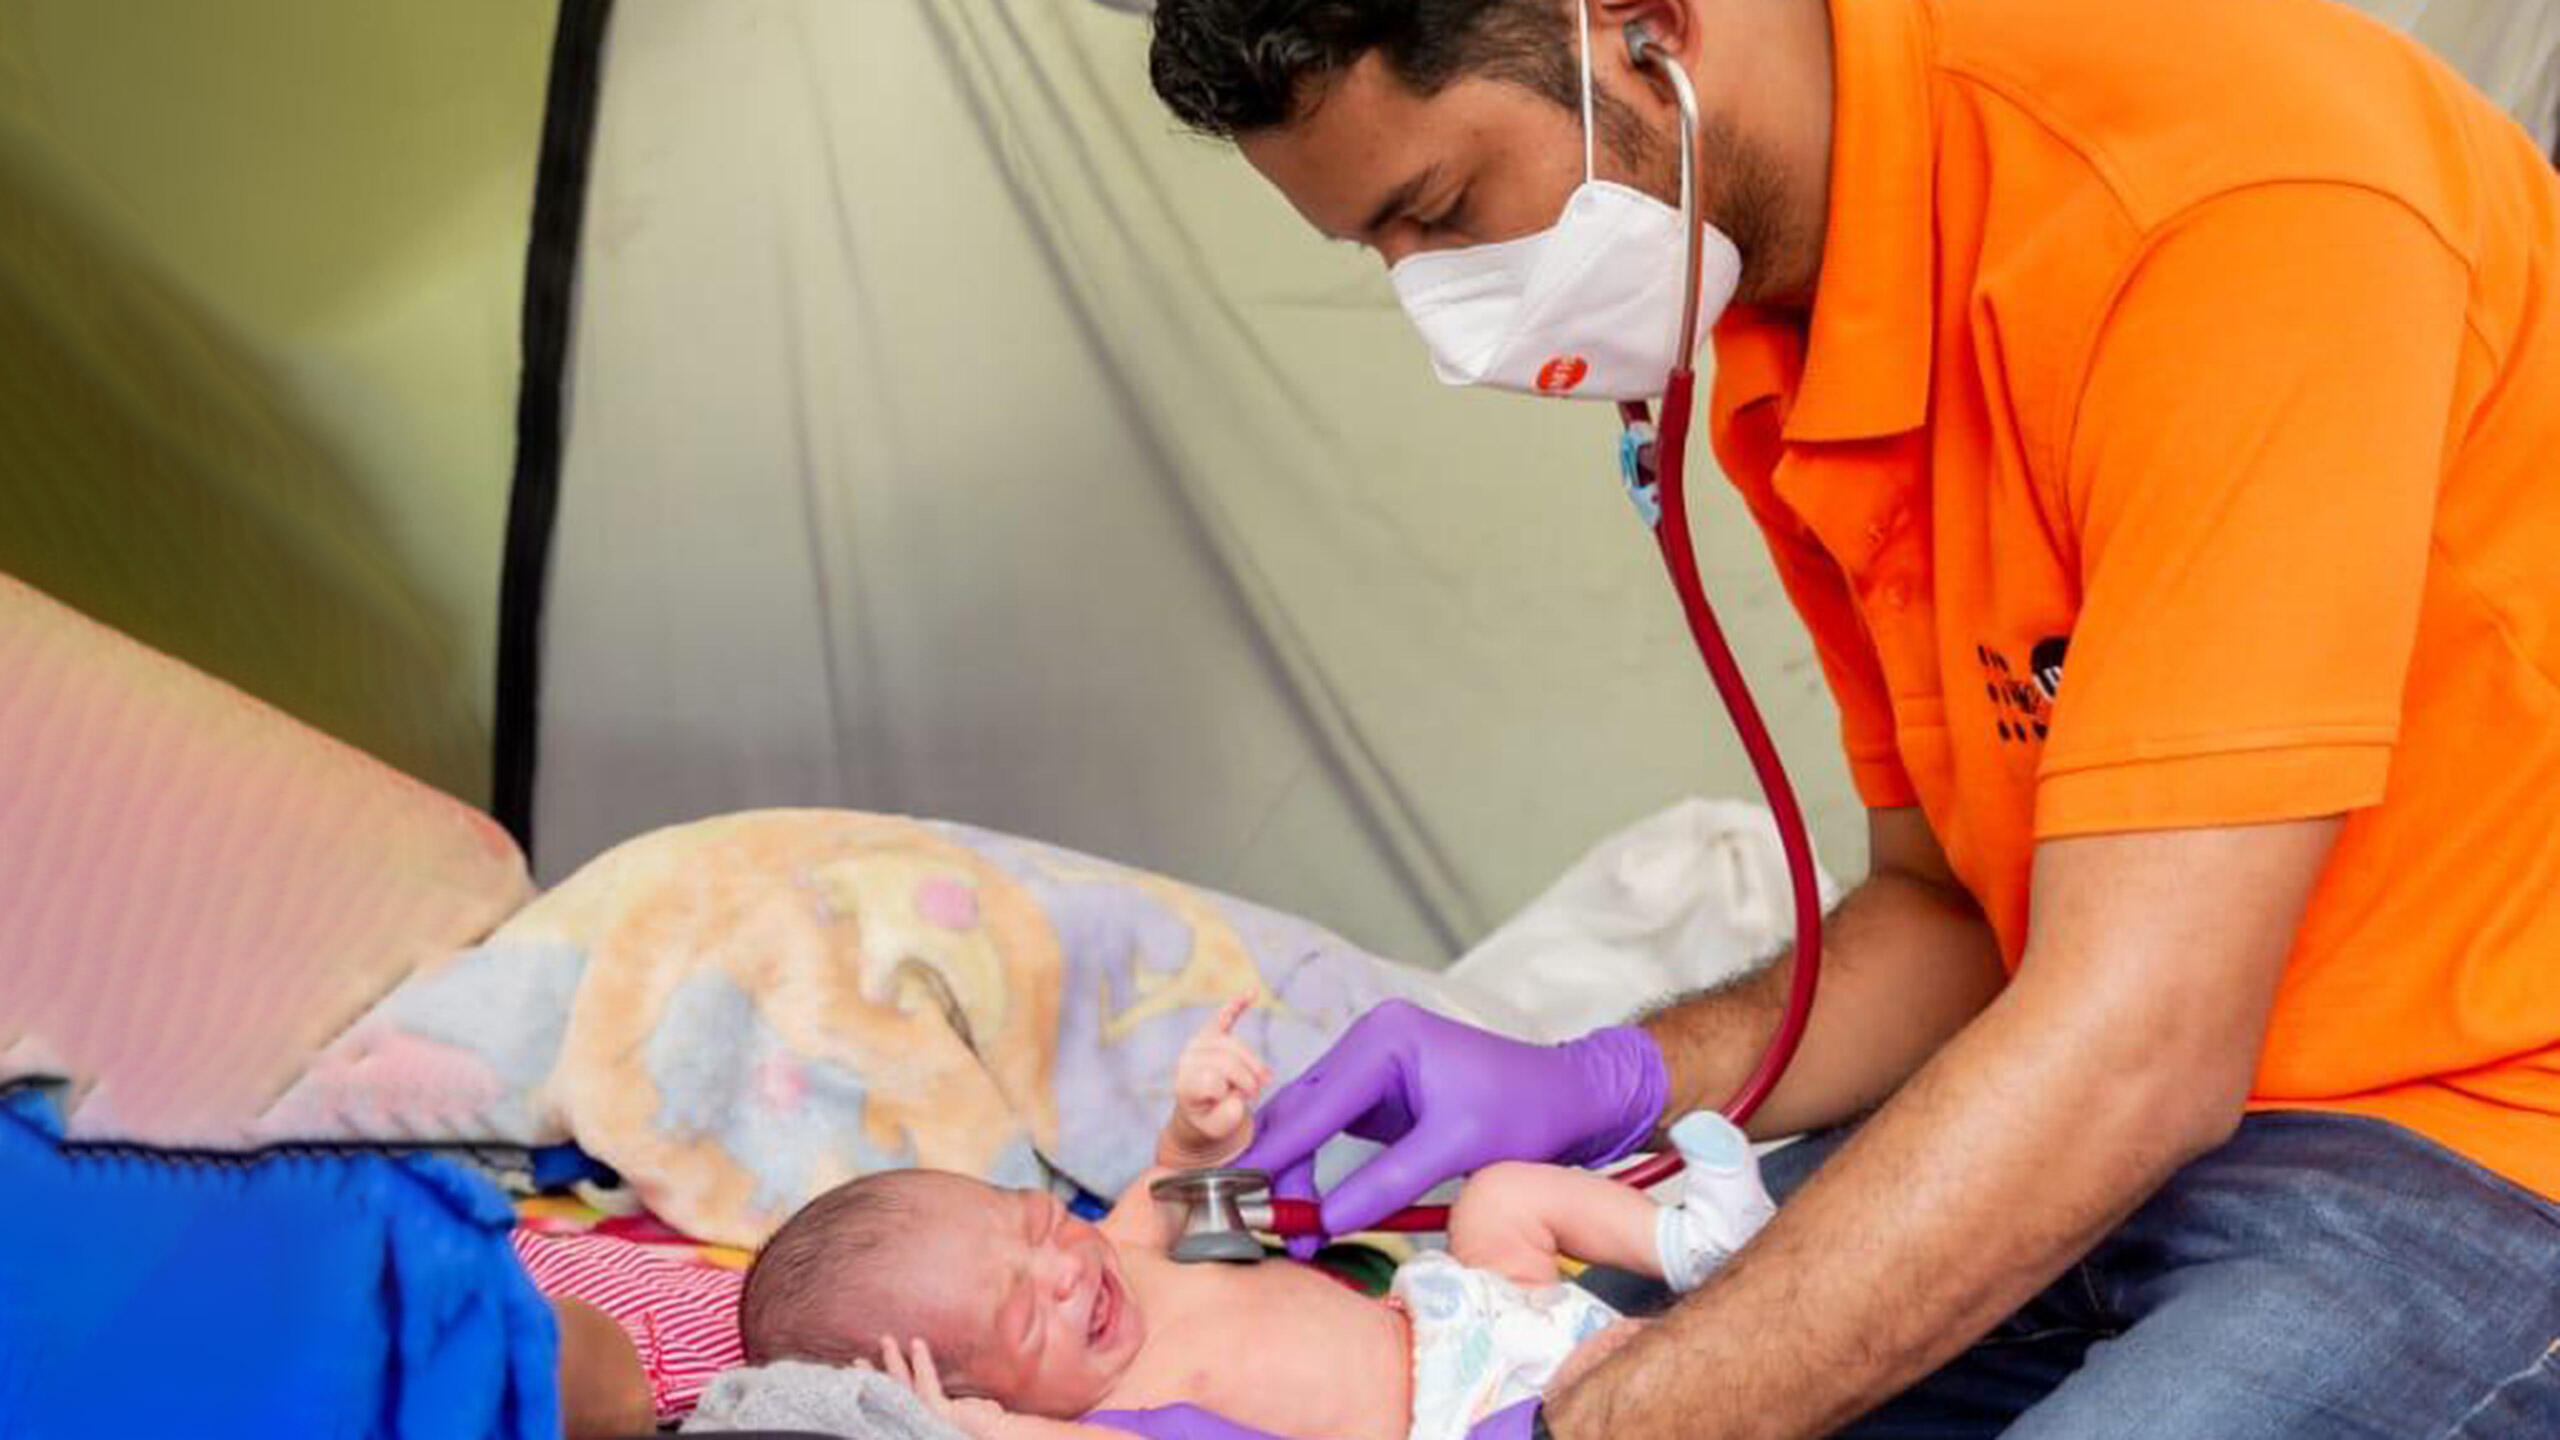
533, 0, 1879, 964
524, 2, 1884, 963
0, 0, 552, 804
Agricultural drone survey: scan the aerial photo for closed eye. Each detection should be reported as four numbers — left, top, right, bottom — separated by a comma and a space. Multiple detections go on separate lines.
1423, 189, 1472, 236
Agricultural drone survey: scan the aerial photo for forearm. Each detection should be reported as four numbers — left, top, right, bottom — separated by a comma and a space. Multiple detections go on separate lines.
1643, 867, 2004, 1139
1557, 973, 2235, 1440
1448, 1163, 1665, 1286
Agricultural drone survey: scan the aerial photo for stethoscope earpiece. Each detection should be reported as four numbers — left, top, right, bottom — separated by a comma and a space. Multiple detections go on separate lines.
1623, 20, 1664, 67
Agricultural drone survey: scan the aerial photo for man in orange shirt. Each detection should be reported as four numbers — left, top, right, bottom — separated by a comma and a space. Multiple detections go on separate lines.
1066, 0, 2560, 1436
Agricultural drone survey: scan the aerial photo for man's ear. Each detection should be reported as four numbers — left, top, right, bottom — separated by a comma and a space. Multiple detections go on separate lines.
1593, 0, 1701, 64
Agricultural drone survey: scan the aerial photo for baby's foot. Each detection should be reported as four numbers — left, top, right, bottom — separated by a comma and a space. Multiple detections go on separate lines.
1652, 1113, 1776, 1292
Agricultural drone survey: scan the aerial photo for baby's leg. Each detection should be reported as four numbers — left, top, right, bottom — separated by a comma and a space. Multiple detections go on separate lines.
1448, 1162, 1666, 1288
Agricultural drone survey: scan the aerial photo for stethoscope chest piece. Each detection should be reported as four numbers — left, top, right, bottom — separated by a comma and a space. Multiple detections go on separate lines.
1151, 1167, 1276, 1263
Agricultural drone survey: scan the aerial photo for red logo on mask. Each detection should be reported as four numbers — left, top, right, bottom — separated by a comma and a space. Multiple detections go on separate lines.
1535, 355, 1590, 394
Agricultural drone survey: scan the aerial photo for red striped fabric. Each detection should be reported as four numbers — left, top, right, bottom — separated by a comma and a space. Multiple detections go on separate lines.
511, 1227, 744, 1420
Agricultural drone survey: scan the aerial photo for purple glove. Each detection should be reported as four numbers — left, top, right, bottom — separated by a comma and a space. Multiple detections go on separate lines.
1084, 1396, 1539, 1440
1235, 1000, 1668, 1254
1084, 1404, 1298, 1440
1467, 1400, 1543, 1440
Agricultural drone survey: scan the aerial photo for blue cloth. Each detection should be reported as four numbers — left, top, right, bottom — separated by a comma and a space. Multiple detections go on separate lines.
0, 1088, 558, 1439
1761, 1112, 2560, 1438
527, 1140, 618, 1193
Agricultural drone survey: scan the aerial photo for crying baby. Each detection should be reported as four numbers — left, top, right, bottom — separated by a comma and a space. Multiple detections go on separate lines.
737, 1000, 1773, 1440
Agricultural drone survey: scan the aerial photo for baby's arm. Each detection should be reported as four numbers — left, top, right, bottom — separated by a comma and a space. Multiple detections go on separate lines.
1102, 999, 1275, 1257
1447, 1161, 1666, 1289
1156, 998, 1272, 1170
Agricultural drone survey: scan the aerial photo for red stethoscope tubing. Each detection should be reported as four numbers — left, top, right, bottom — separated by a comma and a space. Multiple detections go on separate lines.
1610, 368, 1827, 1169
1265, 366, 1826, 1239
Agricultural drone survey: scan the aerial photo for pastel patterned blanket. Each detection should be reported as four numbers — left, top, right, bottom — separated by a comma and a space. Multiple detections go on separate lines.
261, 810, 1465, 1247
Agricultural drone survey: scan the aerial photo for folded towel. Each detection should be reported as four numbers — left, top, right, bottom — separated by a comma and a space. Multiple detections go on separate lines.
684, 1361, 970, 1440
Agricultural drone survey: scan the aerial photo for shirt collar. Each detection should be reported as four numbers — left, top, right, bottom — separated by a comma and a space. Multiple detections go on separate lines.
1711, 0, 1938, 444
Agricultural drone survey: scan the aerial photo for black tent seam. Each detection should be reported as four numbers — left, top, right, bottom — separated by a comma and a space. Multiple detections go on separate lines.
493, 0, 615, 856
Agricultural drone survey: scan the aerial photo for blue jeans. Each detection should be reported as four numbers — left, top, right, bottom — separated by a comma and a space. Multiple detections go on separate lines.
1748, 1112, 2560, 1437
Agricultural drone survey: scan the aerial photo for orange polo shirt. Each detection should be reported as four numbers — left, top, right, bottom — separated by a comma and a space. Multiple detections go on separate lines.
1711, 0, 2560, 1199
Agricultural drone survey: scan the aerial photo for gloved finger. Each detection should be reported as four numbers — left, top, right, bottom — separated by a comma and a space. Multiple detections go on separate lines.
1271, 1153, 1325, 1261
1317, 1125, 1480, 1238
1232, 1031, 1402, 1179
1339, 1086, 1419, 1147
1464, 1399, 1543, 1440
1084, 1404, 1290, 1440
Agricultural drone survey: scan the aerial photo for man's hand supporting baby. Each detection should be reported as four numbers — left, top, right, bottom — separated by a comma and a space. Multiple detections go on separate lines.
883, 1331, 1141, 1440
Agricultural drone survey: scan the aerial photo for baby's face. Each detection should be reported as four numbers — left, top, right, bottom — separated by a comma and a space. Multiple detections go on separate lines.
907, 1178, 1145, 1416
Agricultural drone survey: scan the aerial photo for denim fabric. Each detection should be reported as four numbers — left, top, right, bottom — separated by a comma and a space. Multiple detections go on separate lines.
1756, 1112, 2560, 1438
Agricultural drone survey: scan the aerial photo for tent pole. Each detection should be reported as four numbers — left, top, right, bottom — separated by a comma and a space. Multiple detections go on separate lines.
494, 0, 617, 858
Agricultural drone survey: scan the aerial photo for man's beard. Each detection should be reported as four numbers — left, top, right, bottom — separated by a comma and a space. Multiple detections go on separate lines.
1595, 83, 1798, 306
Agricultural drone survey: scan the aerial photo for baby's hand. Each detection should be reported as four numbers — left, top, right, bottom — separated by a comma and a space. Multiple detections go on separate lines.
879, 1335, 1008, 1440
1163, 997, 1273, 1165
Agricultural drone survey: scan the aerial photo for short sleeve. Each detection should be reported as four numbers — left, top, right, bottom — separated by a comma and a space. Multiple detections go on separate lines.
2036, 183, 2472, 838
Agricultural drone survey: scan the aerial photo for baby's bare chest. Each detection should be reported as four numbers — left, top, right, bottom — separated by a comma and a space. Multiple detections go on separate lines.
1105, 1261, 1411, 1440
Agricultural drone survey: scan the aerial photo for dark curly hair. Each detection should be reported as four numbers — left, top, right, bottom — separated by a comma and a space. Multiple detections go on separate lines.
1149, 0, 1582, 139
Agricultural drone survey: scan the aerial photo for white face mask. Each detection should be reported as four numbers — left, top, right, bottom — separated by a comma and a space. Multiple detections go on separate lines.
1387, 0, 1742, 400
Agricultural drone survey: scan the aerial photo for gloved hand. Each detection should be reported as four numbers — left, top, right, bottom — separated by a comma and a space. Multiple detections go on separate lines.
1084, 1403, 1297, 1440
1466, 1400, 1543, 1440
1083, 1402, 1537, 1440
1234, 999, 1668, 1255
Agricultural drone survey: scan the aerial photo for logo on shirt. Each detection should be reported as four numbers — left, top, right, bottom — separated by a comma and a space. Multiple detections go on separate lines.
1977, 635, 2069, 744
1535, 355, 1590, 394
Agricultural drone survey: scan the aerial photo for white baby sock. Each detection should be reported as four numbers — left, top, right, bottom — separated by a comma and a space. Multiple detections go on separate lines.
1652, 1111, 1777, 1292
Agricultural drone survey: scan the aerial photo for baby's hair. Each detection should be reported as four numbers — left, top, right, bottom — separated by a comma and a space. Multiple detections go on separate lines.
739, 1170, 938, 1367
